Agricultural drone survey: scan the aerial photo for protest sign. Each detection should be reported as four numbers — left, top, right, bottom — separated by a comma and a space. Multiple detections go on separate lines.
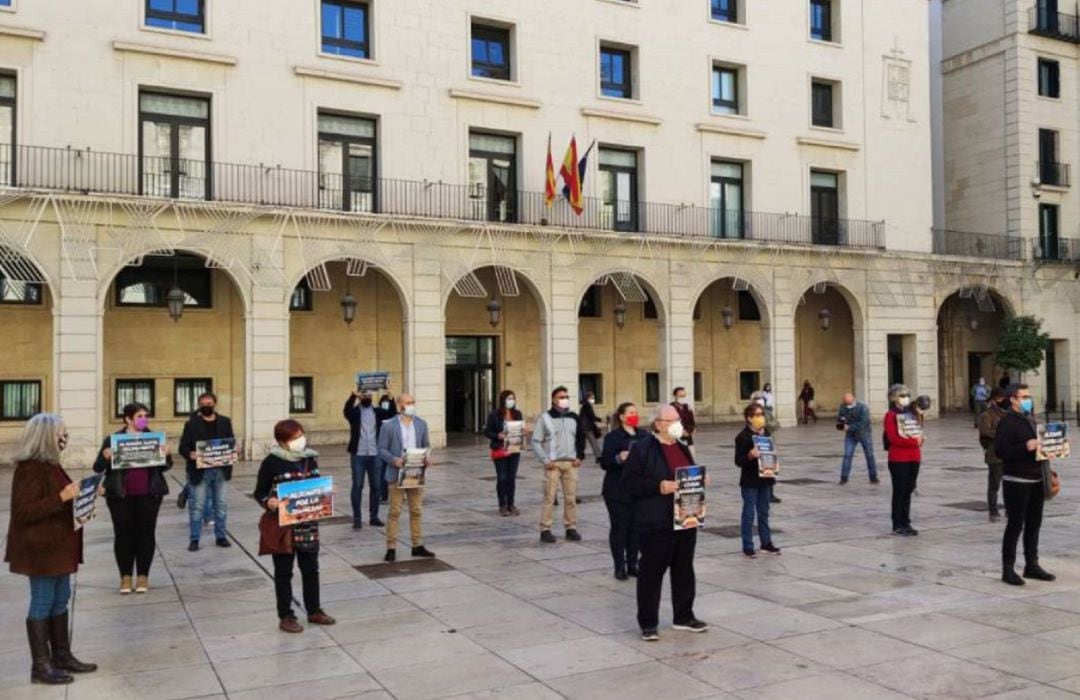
398, 448, 429, 488
1038, 422, 1070, 461
277, 476, 334, 526
196, 437, 237, 469
504, 420, 524, 454
355, 372, 390, 392
110, 432, 167, 469
753, 435, 780, 478
674, 465, 706, 531
896, 412, 924, 439
73, 474, 103, 531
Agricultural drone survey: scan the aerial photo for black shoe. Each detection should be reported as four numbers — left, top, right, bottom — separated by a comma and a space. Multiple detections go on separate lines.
614, 566, 628, 581
540, 530, 556, 544
839, 477, 849, 485
188, 540, 199, 552
216, 538, 231, 548
380, 497, 388, 505
870, 477, 881, 484
770, 494, 782, 504
48, 613, 96, 674
370, 518, 385, 527
411, 546, 436, 558
352, 522, 363, 530
641, 628, 660, 642
743, 549, 757, 558
1023, 563, 1056, 581
904, 527, 919, 536
176, 489, 188, 510
892, 528, 907, 536
760, 543, 781, 555
27, 619, 72, 685
672, 618, 709, 633
565, 529, 582, 541
384, 549, 396, 562
989, 510, 1000, 522
1003, 567, 1025, 586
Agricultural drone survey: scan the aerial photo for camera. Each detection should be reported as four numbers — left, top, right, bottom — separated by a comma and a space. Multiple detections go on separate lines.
835, 415, 848, 431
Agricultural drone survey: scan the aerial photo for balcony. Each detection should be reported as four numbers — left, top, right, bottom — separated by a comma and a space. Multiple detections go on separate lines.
0, 143, 885, 249
1029, 5, 1080, 42
1038, 160, 1071, 187
1034, 237, 1080, 262
932, 229, 1024, 260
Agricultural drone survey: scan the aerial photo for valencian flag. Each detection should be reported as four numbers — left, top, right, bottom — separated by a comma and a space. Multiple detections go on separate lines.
544, 133, 557, 207
559, 135, 583, 214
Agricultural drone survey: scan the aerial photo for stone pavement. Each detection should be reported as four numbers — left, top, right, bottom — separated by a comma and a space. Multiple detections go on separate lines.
4, 417, 1080, 699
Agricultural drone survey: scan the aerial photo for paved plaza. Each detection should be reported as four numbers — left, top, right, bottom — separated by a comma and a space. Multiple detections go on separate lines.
4, 417, 1080, 699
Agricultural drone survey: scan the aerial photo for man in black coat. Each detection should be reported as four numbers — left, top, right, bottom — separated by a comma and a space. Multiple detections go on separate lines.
178, 392, 236, 551
995, 383, 1055, 586
343, 387, 397, 528
623, 404, 708, 641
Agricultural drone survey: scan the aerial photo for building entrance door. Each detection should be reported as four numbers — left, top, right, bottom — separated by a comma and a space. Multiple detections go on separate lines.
445, 336, 498, 433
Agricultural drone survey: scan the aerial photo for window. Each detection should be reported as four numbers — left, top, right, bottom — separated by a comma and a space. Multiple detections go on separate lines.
600, 45, 633, 99
643, 291, 658, 319
811, 79, 836, 128
116, 379, 155, 417
645, 372, 660, 403
810, 170, 840, 245
599, 148, 639, 232
321, 0, 369, 58
693, 371, 704, 399
710, 160, 744, 238
115, 253, 212, 308
290, 278, 313, 311
471, 22, 511, 80
711, 65, 740, 115
174, 378, 212, 416
737, 290, 761, 321
579, 373, 604, 404
810, 0, 833, 42
146, 0, 204, 33
0, 380, 40, 421
318, 112, 376, 213
468, 131, 517, 223
0, 274, 42, 305
579, 285, 602, 318
1039, 128, 1067, 186
1040, 203, 1060, 260
0, 1, 11, 6
140, 91, 211, 200
1039, 58, 1061, 98
738, 370, 760, 401
290, 377, 313, 414
712, 0, 737, 23
0, 74, 13, 185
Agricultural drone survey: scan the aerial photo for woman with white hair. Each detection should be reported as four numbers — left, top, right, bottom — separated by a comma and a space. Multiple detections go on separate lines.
4, 413, 97, 685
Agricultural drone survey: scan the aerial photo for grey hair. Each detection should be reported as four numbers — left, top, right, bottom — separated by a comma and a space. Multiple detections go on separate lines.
14, 413, 64, 465
649, 404, 677, 431
888, 384, 910, 404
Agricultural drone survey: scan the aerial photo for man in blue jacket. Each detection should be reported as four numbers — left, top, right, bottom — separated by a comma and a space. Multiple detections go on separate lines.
837, 392, 879, 485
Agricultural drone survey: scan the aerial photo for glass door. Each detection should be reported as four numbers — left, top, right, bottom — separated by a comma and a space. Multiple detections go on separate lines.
810, 171, 839, 245
468, 132, 517, 223
318, 113, 376, 212
710, 161, 744, 238
139, 92, 210, 200
444, 336, 499, 434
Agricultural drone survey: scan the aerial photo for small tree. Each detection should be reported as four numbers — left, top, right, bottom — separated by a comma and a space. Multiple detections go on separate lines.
994, 315, 1050, 380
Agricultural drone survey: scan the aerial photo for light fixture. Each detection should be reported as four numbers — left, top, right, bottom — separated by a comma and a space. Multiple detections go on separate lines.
486, 297, 502, 328
968, 316, 979, 331
340, 275, 357, 325
613, 301, 627, 330
721, 306, 734, 330
166, 254, 184, 323
819, 308, 831, 331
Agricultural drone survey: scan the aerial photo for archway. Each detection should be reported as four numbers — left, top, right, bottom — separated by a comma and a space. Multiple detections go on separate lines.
793, 283, 859, 418
444, 265, 546, 434
692, 277, 770, 422
0, 247, 53, 447
936, 289, 1010, 413
102, 251, 246, 441
288, 260, 406, 442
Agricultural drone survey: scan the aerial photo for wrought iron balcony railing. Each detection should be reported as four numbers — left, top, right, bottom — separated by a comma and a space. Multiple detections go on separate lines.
1038, 160, 1071, 187
932, 229, 1024, 260
1029, 4, 1080, 42
1034, 237, 1080, 263
0, 143, 886, 249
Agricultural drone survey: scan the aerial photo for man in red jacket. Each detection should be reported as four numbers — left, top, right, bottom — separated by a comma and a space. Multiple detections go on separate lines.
883, 384, 923, 536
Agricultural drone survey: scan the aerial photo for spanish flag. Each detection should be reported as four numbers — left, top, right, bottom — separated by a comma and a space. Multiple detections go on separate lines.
560, 135, 583, 215
544, 133, 557, 208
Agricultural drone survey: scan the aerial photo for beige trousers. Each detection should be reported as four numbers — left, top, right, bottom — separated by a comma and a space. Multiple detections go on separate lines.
386, 484, 423, 549
540, 460, 578, 531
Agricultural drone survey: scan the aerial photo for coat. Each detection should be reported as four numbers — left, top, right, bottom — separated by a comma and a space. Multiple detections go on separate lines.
623, 434, 694, 533
92, 431, 172, 499
671, 402, 696, 445
599, 426, 649, 502
978, 403, 1007, 467
377, 415, 430, 485
483, 408, 524, 451
883, 409, 921, 463
734, 426, 776, 489
5, 460, 83, 576
995, 410, 1044, 481
343, 395, 397, 454
178, 413, 235, 485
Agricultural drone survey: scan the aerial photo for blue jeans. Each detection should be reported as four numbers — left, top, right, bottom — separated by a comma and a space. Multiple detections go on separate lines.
740, 486, 772, 552
841, 431, 878, 480
28, 575, 71, 620
351, 454, 382, 524
190, 468, 227, 542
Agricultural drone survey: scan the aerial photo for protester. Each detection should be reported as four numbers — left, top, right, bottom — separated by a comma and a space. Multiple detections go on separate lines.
378, 393, 435, 562
93, 402, 171, 594
995, 383, 1056, 586
978, 387, 1008, 521
178, 392, 235, 551
624, 405, 708, 641
760, 383, 775, 413
579, 391, 604, 461
376, 392, 397, 503
735, 403, 780, 558
800, 380, 818, 424
6, 414, 97, 685
254, 419, 335, 633
600, 402, 647, 580
972, 377, 991, 427
484, 389, 524, 516
671, 387, 697, 456
998, 372, 1011, 391
532, 386, 585, 543
343, 386, 396, 529
883, 384, 922, 536
837, 392, 879, 485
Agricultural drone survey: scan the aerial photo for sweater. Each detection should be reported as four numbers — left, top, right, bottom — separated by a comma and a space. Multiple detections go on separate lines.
178, 413, 235, 485
978, 403, 1007, 467
531, 408, 586, 463
343, 395, 397, 454
5, 461, 84, 576
994, 410, 1045, 481
599, 426, 649, 502
734, 426, 776, 489
883, 409, 921, 463
623, 434, 695, 533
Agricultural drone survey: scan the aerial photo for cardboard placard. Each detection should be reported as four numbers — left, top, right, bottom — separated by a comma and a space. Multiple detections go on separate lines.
196, 437, 237, 469
277, 476, 334, 526
73, 474, 103, 531
753, 435, 779, 478
1038, 422, 1070, 461
398, 448, 429, 489
674, 465, 706, 531
110, 432, 167, 470
504, 420, 524, 454
355, 372, 390, 392
897, 412, 924, 439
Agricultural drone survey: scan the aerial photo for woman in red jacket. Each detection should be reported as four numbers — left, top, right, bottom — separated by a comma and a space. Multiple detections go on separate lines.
883, 384, 923, 536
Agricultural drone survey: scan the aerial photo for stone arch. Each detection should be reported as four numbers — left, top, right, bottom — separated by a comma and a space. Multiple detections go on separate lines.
793, 281, 864, 417
98, 246, 252, 314
442, 263, 549, 324
287, 253, 411, 321
574, 267, 668, 323
936, 287, 1013, 413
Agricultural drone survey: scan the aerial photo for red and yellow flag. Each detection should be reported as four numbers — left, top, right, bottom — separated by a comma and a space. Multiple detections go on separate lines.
559, 135, 583, 215
544, 133, 557, 207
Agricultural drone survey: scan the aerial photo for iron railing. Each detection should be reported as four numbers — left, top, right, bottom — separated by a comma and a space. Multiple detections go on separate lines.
932, 228, 1024, 260
1029, 4, 1080, 42
0, 143, 886, 248
1034, 237, 1080, 262
1038, 160, 1072, 187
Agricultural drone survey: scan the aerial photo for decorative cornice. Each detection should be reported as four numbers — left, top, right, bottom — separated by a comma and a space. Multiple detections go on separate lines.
695, 122, 767, 140
580, 107, 661, 126
0, 25, 44, 41
795, 136, 861, 152
448, 89, 540, 109
293, 66, 402, 90
112, 40, 236, 65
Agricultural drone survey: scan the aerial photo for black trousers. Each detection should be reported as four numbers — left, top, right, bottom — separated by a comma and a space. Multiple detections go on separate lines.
888, 461, 920, 529
493, 453, 521, 507
604, 496, 638, 572
272, 550, 320, 620
636, 528, 696, 631
1002, 480, 1045, 569
987, 462, 1004, 511
106, 495, 163, 577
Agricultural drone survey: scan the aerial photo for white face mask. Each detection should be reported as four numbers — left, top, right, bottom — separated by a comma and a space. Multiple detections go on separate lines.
505, 398, 516, 409
587, 398, 596, 405
403, 405, 416, 417
380, 401, 390, 410
667, 421, 685, 440
556, 398, 570, 410
287, 436, 307, 452
675, 396, 688, 405
897, 396, 911, 408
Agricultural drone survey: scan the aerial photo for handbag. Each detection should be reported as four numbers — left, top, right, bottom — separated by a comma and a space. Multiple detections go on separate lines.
258, 509, 292, 555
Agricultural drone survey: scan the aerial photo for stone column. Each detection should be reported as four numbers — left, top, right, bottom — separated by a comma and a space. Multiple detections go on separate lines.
667, 264, 694, 403
547, 264, 580, 400
56, 277, 102, 464
771, 305, 798, 427
411, 250, 446, 447
248, 285, 290, 458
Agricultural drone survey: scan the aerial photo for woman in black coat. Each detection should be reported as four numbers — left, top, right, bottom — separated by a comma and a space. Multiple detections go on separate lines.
734, 402, 779, 558
483, 389, 524, 516
599, 402, 647, 580
579, 392, 603, 460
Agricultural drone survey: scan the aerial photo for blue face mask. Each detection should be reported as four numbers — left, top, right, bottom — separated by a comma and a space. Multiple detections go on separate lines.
1020, 398, 1034, 414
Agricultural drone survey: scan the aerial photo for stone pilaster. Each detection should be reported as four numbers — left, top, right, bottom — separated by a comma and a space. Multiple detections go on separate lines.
411, 248, 446, 447
248, 284, 289, 458
56, 276, 101, 464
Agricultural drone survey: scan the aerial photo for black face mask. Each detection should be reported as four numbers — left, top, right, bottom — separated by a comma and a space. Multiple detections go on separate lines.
199, 405, 215, 417
360, 398, 372, 407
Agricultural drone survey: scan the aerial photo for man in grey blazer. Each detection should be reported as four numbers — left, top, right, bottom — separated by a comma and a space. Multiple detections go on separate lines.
377, 392, 435, 562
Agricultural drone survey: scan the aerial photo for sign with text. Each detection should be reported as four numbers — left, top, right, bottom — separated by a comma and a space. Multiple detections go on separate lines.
674, 465, 706, 531
277, 475, 334, 526
896, 412, 924, 439
73, 474, 103, 531
196, 437, 237, 469
110, 432, 167, 470
1038, 422, 1070, 461
753, 435, 779, 478
398, 448, 429, 489
355, 372, 390, 392
504, 420, 524, 454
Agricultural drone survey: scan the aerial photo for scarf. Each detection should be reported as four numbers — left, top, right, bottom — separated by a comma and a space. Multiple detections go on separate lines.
269, 445, 320, 462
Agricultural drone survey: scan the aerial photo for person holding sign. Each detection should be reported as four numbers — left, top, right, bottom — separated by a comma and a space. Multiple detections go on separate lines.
623, 405, 708, 642
378, 393, 436, 562
735, 403, 781, 558
254, 419, 336, 633
343, 383, 396, 529
484, 389, 525, 516
883, 384, 923, 537
600, 402, 648, 580
5, 414, 98, 685
92, 402, 172, 594
995, 383, 1056, 586
178, 392, 236, 551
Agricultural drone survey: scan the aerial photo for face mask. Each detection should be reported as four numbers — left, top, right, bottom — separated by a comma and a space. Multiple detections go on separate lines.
287, 436, 307, 452
587, 398, 596, 405
1020, 398, 1034, 414
624, 414, 639, 428
676, 397, 688, 406
58, 435, 68, 452
556, 398, 570, 411
505, 398, 516, 409
403, 405, 416, 417
750, 415, 766, 430
133, 416, 149, 431
763, 386, 771, 393
360, 398, 372, 407
897, 396, 911, 409
199, 405, 215, 417
380, 401, 390, 411
667, 421, 685, 440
